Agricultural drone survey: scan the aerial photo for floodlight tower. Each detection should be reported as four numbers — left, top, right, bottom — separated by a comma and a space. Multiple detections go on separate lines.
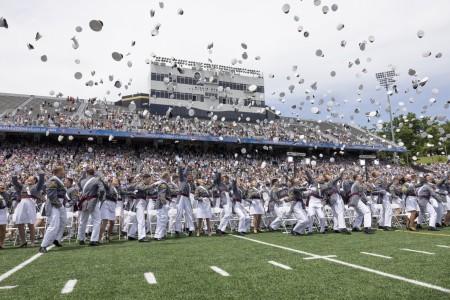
375, 70, 397, 162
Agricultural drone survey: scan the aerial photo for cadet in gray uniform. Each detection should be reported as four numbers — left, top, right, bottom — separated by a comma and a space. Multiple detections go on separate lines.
133, 174, 153, 242
289, 178, 309, 236
64, 178, 79, 208
323, 171, 350, 234
231, 178, 250, 236
268, 178, 290, 231
153, 172, 171, 241
167, 175, 179, 234
63, 178, 79, 239
417, 174, 446, 231
99, 177, 122, 242
216, 171, 232, 236
40, 166, 68, 253
349, 174, 374, 234
77, 168, 105, 246
371, 172, 393, 230
175, 165, 195, 237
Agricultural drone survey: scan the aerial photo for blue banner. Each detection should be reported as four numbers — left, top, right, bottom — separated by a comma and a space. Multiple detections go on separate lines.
0, 125, 407, 152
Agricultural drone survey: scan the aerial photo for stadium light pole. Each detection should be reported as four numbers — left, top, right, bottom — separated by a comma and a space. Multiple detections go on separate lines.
375, 70, 397, 163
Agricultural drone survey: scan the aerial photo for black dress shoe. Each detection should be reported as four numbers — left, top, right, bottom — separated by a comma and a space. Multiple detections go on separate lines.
320, 231, 326, 234
78, 240, 85, 245
53, 240, 62, 247
175, 231, 180, 238
364, 228, 375, 234
435, 223, 442, 228
352, 228, 361, 232
153, 238, 163, 241
216, 229, 223, 236
138, 238, 150, 242
237, 232, 246, 236
428, 227, 440, 231
333, 230, 340, 233
127, 236, 135, 241
416, 224, 423, 229
378, 226, 385, 230
291, 230, 303, 236
39, 247, 48, 253
340, 228, 351, 234
188, 231, 194, 237
383, 227, 392, 231
89, 241, 100, 246
268, 226, 275, 232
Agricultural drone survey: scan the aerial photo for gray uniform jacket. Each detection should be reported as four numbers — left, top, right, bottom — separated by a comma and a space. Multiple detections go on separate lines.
417, 183, 446, 203
349, 180, 367, 207
78, 171, 105, 200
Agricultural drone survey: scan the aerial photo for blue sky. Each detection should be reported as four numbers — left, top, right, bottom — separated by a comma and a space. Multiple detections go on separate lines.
0, 0, 448, 128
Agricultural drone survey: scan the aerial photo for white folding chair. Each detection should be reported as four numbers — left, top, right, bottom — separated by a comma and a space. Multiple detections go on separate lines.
280, 206, 298, 234
391, 203, 407, 229
167, 208, 178, 235
148, 209, 158, 237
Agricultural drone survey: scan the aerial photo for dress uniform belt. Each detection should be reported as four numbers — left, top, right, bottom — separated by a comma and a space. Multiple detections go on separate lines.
105, 195, 117, 202
77, 195, 98, 211
179, 193, 189, 197
19, 195, 38, 203
329, 190, 339, 196
251, 196, 261, 200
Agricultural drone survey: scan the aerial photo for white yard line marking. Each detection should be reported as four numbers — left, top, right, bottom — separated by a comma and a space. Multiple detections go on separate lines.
144, 272, 157, 284
304, 255, 337, 260
268, 261, 292, 270
401, 249, 435, 255
210, 266, 230, 277
436, 245, 450, 249
61, 279, 77, 294
0, 245, 55, 283
231, 234, 450, 295
361, 252, 393, 259
0, 286, 18, 290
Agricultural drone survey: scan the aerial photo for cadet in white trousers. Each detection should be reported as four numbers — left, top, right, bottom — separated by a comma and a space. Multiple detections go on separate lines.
168, 176, 180, 234
416, 174, 446, 231
289, 179, 309, 236
216, 171, 232, 236
153, 173, 171, 241
323, 171, 350, 234
304, 170, 326, 234
378, 192, 393, 230
77, 168, 105, 246
268, 179, 290, 231
349, 175, 374, 234
134, 174, 153, 242
231, 179, 250, 235
175, 166, 195, 236
40, 166, 68, 253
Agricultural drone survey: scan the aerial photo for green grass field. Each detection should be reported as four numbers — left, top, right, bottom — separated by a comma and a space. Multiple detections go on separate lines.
0, 228, 449, 300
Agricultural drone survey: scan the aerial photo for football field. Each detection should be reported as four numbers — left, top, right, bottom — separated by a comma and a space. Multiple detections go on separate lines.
0, 229, 449, 300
